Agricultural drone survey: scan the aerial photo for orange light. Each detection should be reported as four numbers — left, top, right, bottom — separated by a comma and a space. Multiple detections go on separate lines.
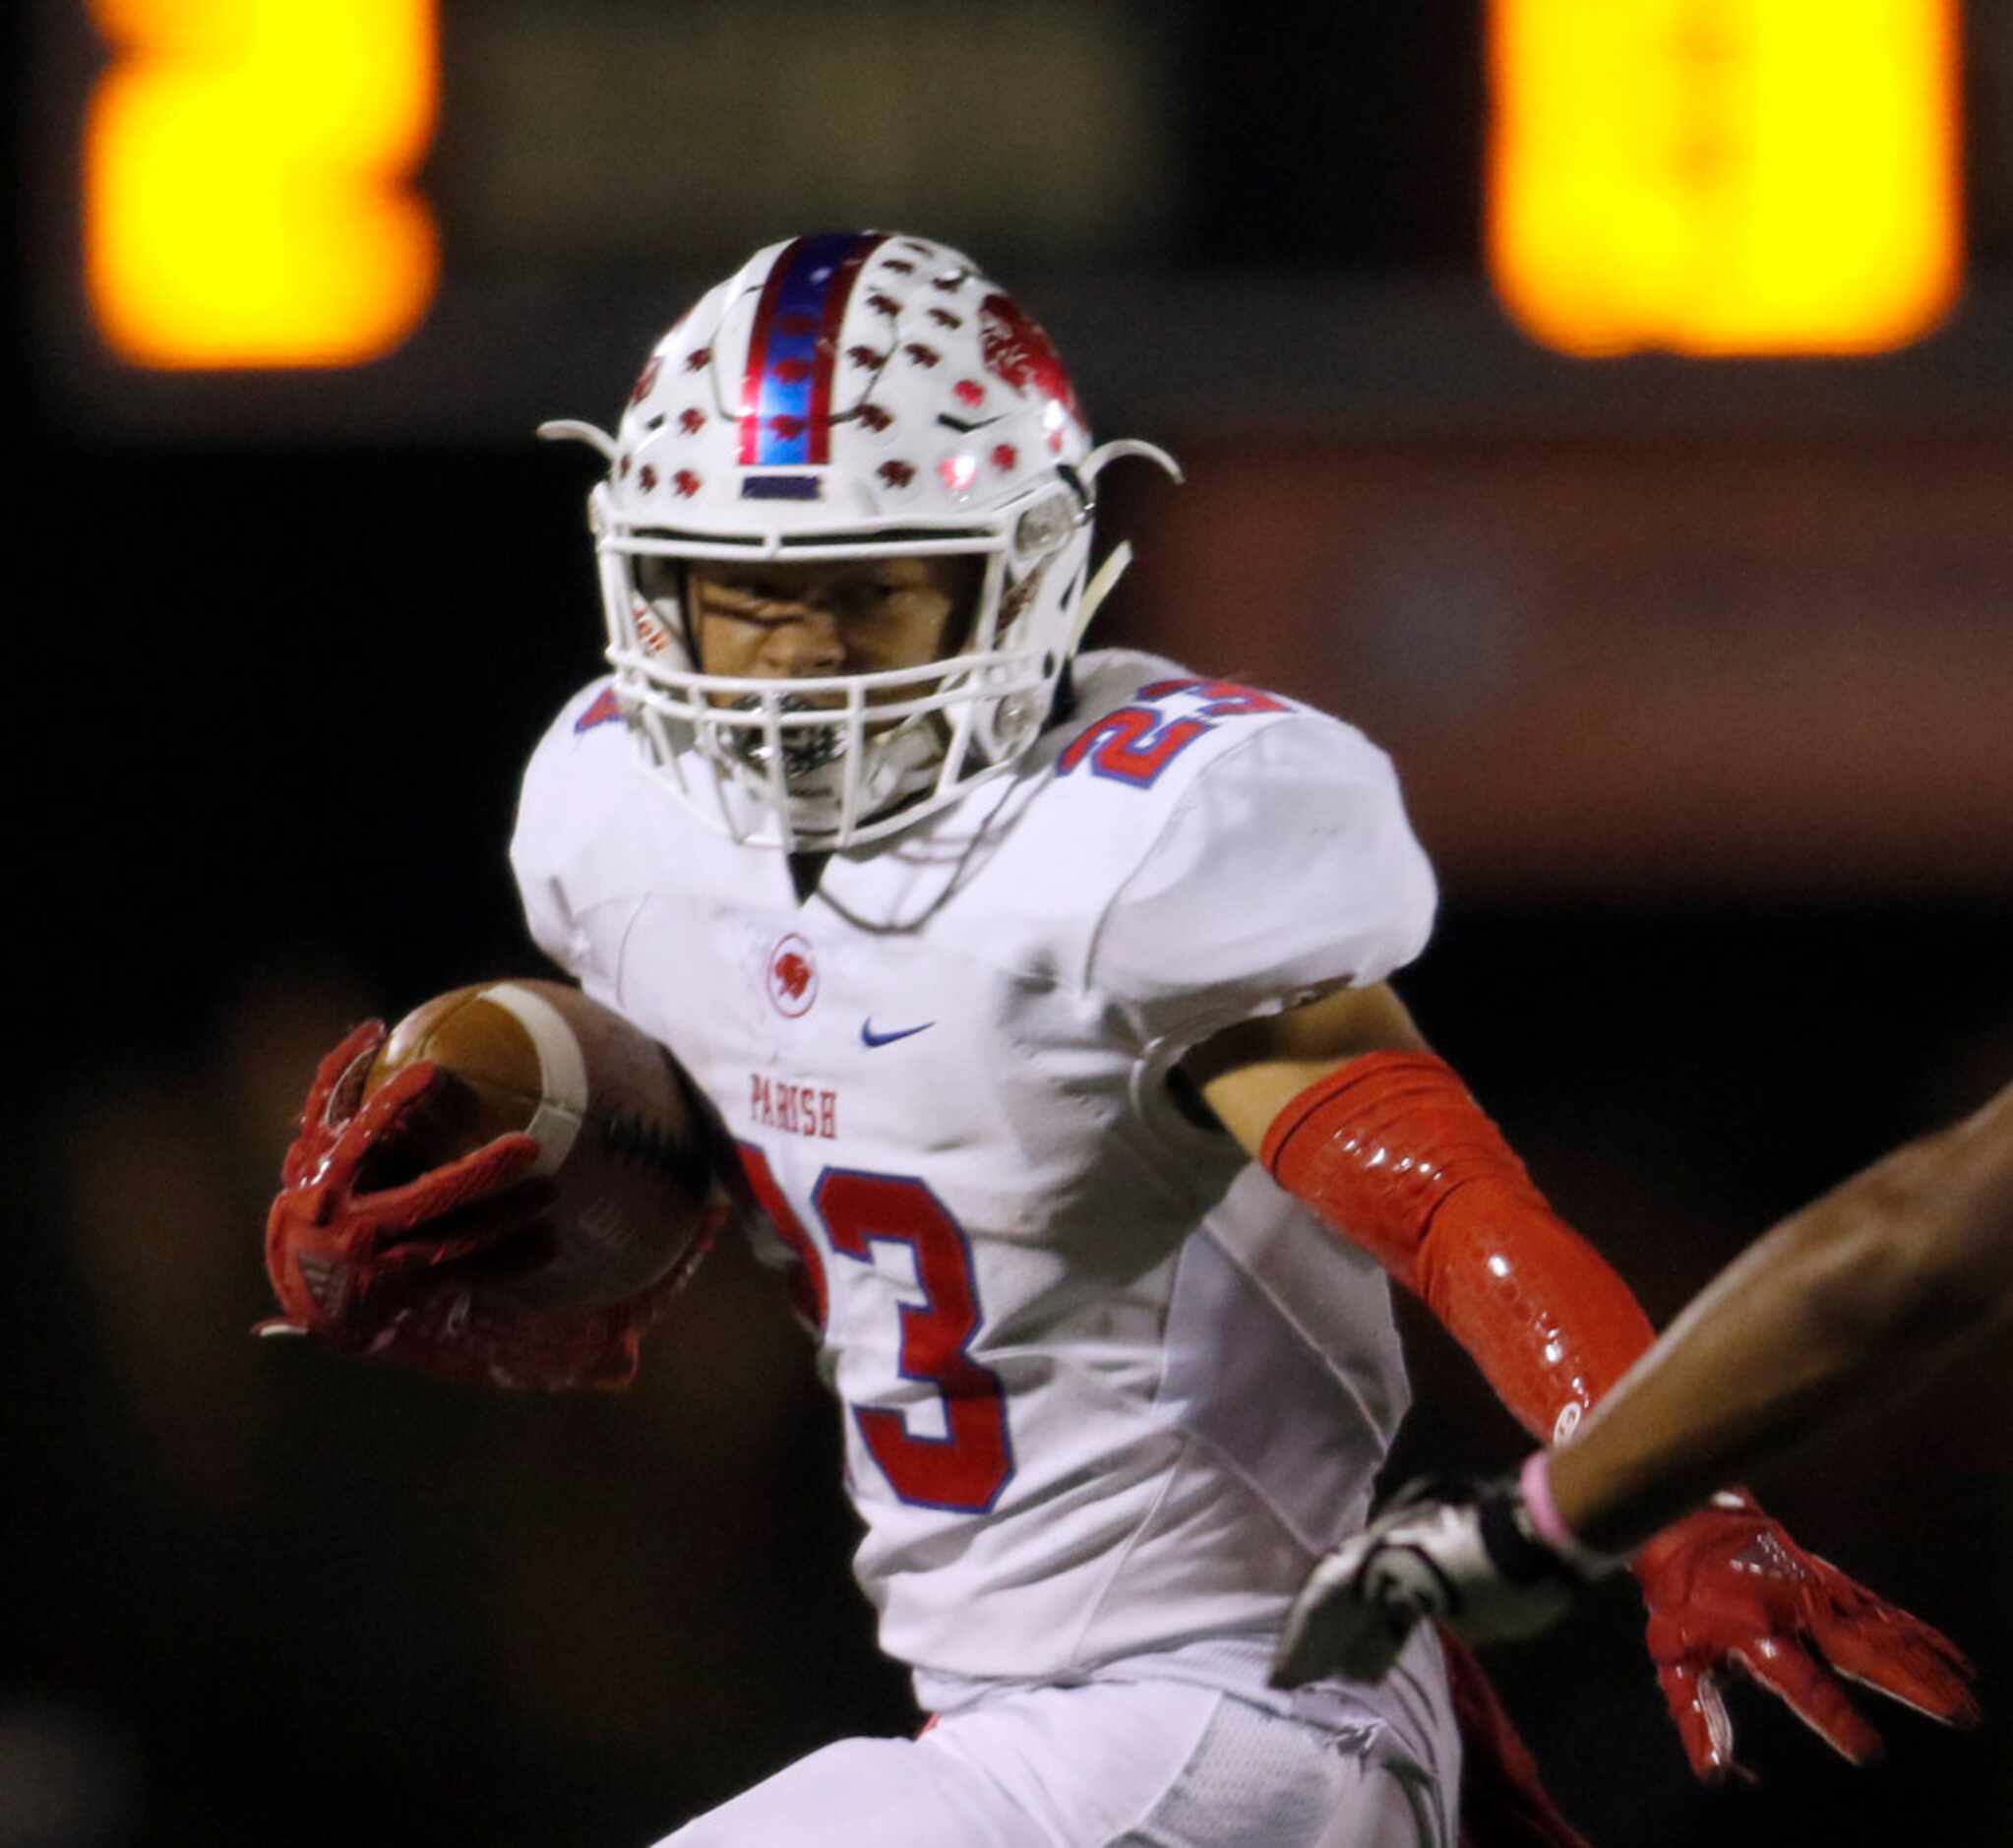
1488, 0, 1962, 356
86, 0, 439, 369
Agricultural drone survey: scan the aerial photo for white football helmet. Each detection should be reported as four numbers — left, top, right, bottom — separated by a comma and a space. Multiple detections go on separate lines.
541, 231, 1179, 849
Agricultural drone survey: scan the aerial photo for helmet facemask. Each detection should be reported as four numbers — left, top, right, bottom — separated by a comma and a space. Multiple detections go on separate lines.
615, 538, 1042, 848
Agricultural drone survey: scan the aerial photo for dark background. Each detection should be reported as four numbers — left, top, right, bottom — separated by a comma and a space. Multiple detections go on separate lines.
9, 4, 2011, 1844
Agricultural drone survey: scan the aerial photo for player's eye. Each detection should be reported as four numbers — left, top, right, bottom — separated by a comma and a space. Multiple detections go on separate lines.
701, 580, 775, 613
862, 575, 933, 611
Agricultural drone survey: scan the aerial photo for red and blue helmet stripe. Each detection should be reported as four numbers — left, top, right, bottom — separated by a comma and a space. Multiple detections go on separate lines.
738, 231, 887, 467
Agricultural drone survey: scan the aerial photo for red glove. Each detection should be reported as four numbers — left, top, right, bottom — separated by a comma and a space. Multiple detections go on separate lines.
261, 1020, 692, 1390
1632, 1489, 1980, 1780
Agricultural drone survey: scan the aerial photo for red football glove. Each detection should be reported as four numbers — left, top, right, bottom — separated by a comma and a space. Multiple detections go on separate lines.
261, 1020, 695, 1391
1631, 1489, 1980, 1780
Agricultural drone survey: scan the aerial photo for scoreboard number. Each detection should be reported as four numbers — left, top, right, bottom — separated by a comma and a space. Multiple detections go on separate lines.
85, 0, 440, 369
1489, 0, 1962, 355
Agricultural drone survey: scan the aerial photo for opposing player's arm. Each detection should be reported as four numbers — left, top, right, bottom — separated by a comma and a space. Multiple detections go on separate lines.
1195, 987, 2009, 1522
1548, 1076, 2013, 1555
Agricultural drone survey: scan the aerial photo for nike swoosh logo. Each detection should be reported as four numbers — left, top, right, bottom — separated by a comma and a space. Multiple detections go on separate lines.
861, 1018, 934, 1048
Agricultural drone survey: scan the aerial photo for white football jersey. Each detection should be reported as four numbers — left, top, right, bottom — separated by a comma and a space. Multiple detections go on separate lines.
511, 648, 1441, 1740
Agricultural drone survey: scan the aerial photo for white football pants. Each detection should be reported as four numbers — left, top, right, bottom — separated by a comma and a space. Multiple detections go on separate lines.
654, 1678, 1455, 1847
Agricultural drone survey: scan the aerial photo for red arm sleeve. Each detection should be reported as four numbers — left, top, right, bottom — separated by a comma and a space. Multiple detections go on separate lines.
1260, 1050, 1656, 1444
1262, 1053, 1981, 1788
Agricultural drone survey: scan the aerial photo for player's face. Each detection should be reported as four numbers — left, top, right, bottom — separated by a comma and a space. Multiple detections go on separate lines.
653, 556, 982, 701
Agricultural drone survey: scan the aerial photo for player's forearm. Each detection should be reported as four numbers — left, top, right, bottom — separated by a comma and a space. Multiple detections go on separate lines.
1550, 1080, 2013, 1556
1257, 1051, 1657, 1443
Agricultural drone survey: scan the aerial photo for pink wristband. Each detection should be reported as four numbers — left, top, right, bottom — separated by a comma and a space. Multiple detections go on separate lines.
1519, 1449, 1623, 1577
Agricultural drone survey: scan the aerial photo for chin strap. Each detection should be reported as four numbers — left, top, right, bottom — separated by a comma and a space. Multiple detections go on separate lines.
1066, 542, 1134, 656
1064, 437, 1184, 655
1261, 1051, 1656, 1444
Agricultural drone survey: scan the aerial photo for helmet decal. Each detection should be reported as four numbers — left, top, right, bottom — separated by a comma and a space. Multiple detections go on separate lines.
977, 292, 1082, 436
738, 231, 888, 466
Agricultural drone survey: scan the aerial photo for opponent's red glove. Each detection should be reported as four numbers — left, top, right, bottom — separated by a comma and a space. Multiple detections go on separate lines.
261, 1020, 693, 1390
1631, 1489, 1980, 1780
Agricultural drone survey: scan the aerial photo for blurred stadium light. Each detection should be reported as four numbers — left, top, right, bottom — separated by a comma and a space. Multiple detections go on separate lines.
1488, 0, 1963, 356
84, 0, 440, 367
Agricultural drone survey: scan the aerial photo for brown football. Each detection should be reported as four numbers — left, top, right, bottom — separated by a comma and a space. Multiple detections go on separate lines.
362, 979, 721, 1310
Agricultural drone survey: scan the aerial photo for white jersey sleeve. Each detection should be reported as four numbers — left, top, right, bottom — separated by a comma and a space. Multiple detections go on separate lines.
1084, 692, 1435, 1054
508, 677, 635, 1012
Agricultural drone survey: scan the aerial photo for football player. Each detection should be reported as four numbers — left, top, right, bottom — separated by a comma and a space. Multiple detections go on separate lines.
1274, 1079, 2006, 1757
262, 233, 1975, 1845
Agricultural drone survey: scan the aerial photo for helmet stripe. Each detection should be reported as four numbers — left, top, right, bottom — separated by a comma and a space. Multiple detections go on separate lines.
738, 232, 887, 467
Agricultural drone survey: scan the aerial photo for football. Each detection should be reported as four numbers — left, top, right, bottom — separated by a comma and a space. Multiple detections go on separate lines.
362, 979, 722, 1310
